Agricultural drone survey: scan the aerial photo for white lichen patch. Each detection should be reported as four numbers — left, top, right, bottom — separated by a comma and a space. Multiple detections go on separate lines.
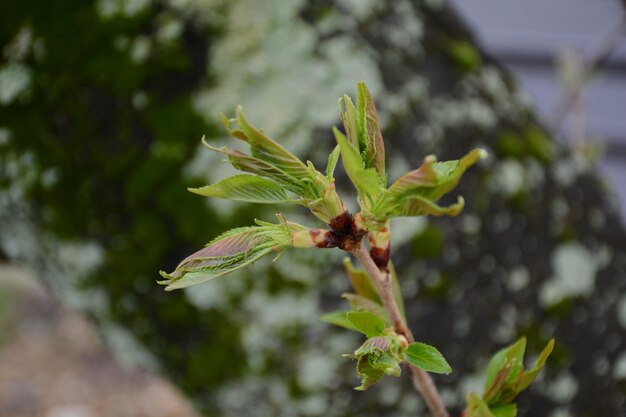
0, 63, 32, 105
506, 266, 530, 292
297, 351, 338, 391
491, 304, 518, 343
337, 0, 382, 21
3, 25, 33, 62
130, 36, 151, 64
613, 352, 626, 379
491, 159, 526, 196
97, 0, 151, 18
429, 97, 497, 132
457, 372, 485, 401
192, 0, 382, 157
384, 0, 424, 50
459, 213, 482, 235
548, 408, 574, 417
593, 355, 610, 376
539, 243, 609, 307
100, 321, 159, 370
617, 294, 626, 329
552, 153, 591, 187
297, 393, 329, 415
545, 372, 578, 403
390, 216, 427, 247
0, 128, 11, 146
244, 291, 319, 329
156, 16, 184, 43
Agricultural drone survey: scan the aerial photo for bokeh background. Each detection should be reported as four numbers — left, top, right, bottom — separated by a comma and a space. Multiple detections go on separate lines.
1, 1, 625, 417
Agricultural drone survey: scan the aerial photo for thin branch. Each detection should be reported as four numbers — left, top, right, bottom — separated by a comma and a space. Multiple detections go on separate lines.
349, 243, 450, 417
549, 13, 626, 131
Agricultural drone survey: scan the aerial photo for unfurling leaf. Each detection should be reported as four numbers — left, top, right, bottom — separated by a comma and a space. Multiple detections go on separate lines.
404, 342, 452, 374
464, 395, 517, 417
346, 335, 404, 390
341, 293, 388, 323
518, 338, 554, 391
326, 144, 341, 180
357, 81, 385, 181
333, 126, 382, 206
223, 107, 310, 179
343, 257, 380, 302
491, 404, 517, 417
466, 337, 554, 415
159, 217, 309, 290
346, 311, 387, 338
189, 174, 300, 204
465, 393, 496, 417
377, 148, 486, 220
207, 108, 346, 223
484, 337, 526, 392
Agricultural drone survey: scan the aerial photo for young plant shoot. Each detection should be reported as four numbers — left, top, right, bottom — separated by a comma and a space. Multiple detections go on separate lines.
160, 82, 553, 417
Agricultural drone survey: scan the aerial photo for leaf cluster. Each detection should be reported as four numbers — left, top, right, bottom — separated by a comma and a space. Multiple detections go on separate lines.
464, 337, 555, 417
160, 82, 486, 290
322, 259, 451, 390
333, 83, 487, 232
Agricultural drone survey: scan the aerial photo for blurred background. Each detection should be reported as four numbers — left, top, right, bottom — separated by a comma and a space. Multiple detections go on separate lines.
1, 1, 625, 417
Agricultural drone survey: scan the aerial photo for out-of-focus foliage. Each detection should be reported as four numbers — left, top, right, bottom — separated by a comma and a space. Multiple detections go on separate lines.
0, 0, 252, 399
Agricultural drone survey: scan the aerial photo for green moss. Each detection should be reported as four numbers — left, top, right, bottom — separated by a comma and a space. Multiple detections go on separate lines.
496, 131, 527, 159
543, 297, 574, 318
496, 126, 554, 163
447, 40, 481, 73
525, 125, 555, 163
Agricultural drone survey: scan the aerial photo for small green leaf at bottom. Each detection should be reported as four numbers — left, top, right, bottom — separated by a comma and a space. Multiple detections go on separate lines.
404, 342, 452, 374
346, 311, 386, 338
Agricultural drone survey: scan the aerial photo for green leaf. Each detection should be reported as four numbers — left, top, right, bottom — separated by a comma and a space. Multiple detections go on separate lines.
202, 140, 309, 196
343, 257, 380, 303
338, 95, 359, 148
388, 261, 406, 318
229, 107, 312, 179
392, 194, 465, 218
320, 311, 353, 330
465, 394, 495, 417
341, 293, 389, 324
381, 148, 486, 219
333, 126, 382, 205
356, 81, 385, 180
481, 337, 554, 407
484, 337, 526, 391
491, 404, 517, 417
189, 174, 299, 204
349, 336, 403, 390
387, 155, 439, 196
354, 358, 385, 391
518, 339, 555, 391
404, 342, 452, 374
346, 311, 387, 338
159, 221, 291, 290
325, 144, 341, 180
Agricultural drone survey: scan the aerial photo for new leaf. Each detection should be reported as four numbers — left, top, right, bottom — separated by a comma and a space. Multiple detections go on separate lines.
346, 311, 387, 338
404, 342, 452, 374
189, 174, 300, 204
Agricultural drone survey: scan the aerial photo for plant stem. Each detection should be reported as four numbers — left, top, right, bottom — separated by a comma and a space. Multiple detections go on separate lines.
350, 243, 450, 417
